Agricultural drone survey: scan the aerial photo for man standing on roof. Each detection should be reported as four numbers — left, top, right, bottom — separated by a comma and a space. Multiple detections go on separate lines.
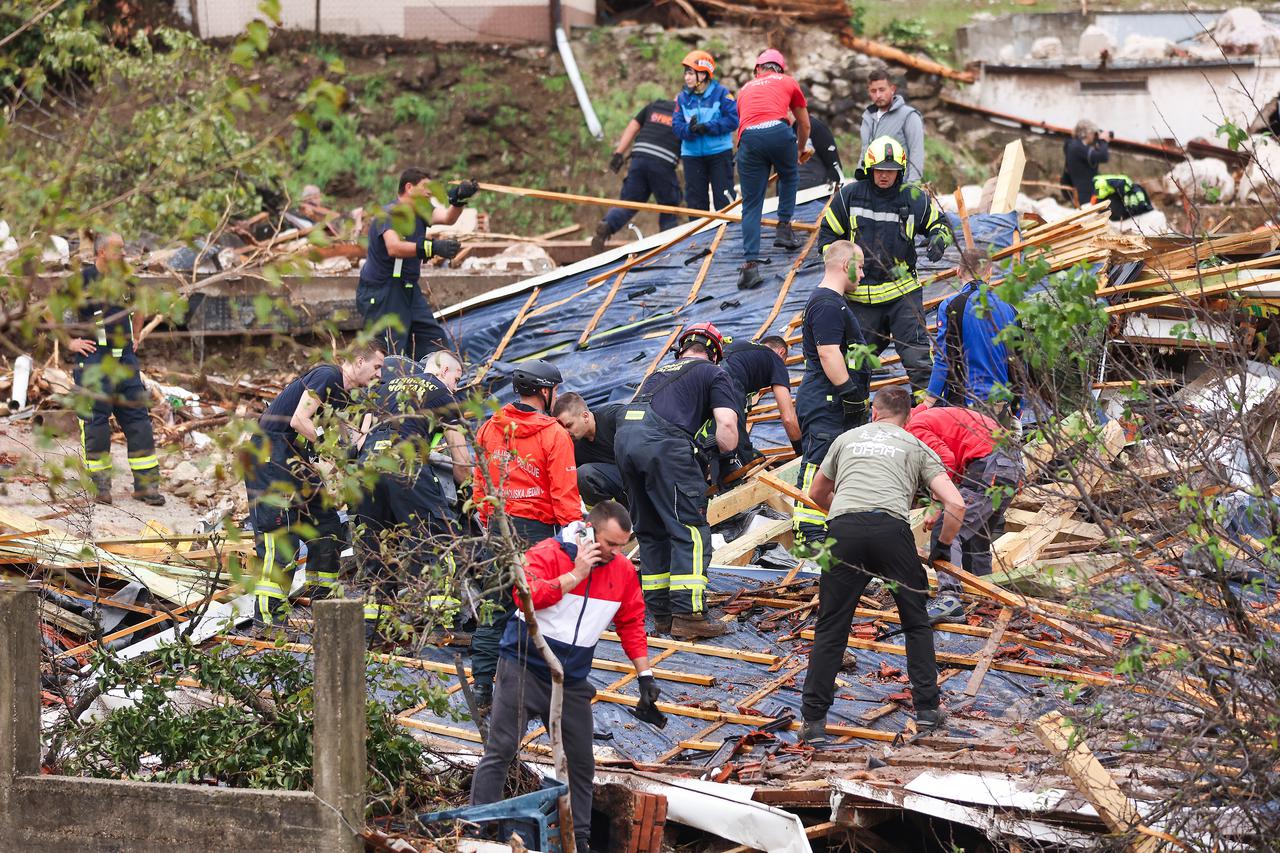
717, 336, 802, 486
592, 99, 683, 254
735, 48, 809, 291
245, 343, 385, 630
672, 50, 738, 214
799, 114, 845, 190
907, 404, 1023, 619
860, 67, 925, 184
68, 233, 165, 507
552, 392, 629, 506
799, 387, 966, 742
615, 323, 739, 639
469, 361, 582, 708
1061, 120, 1111, 207
923, 248, 1021, 422
792, 241, 872, 548
357, 167, 477, 359
470, 501, 656, 853
818, 136, 951, 395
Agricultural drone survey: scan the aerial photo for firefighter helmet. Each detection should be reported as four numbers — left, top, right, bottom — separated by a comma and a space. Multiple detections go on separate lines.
675, 322, 725, 363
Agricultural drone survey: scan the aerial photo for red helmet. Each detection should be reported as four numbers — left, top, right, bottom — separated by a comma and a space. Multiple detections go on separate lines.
676, 322, 725, 363
755, 48, 787, 72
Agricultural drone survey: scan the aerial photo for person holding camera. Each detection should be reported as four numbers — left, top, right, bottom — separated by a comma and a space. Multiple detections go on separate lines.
591, 100, 683, 253
1062, 120, 1112, 208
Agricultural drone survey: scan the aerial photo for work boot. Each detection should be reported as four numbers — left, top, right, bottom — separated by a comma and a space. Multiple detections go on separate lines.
591, 221, 611, 254
799, 717, 829, 745
132, 486, 166, 507
671, 613, 730, 640
737, 261, 764, 290
927, 594, 966, 624
774, 221, 804, 250
915, 708, 946, 730
89, 473, 113, 506
652, 615, 672, 636
132, 468, 165, 506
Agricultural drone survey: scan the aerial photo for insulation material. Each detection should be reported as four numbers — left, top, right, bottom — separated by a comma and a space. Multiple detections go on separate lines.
1078, 24, 1116, 62
1162, 157, 1236, 203
1206, 6, 1280, 55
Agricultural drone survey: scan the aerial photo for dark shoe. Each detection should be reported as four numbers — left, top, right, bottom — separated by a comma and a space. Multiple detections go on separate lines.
799, 717, 829, 745
591, 221, 611, 254
652, 615, 672, 636
927, 594, 965, 624
737, 261, 764, 290
90, 474, 113, 505
671, 613, 730, 640
916, 708, 946, 729
132, 487, 166, 507
774, 222, 803, 250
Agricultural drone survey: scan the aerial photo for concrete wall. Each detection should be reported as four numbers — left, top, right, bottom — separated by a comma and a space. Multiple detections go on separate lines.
971, 61, 1280, 145
193, 0, 596, 42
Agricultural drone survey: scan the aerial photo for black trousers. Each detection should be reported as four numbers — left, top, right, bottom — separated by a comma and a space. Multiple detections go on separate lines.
356, 280, 447, 359
469, 515, 558, 697
603, 155, 681, 234
801, 512, 939, 721
683, 150, 736, 212
577, 462, 627, 507
848, 289, 932, 393
470, 657, 597, 850
74, 351, 159, 488
792, 377, 867, 546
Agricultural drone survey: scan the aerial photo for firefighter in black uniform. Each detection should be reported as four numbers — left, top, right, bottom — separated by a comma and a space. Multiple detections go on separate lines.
817, 136, 951, 394
66, 234, 165, 507
792, 241, 873, 547
355, 350, 468, 642
244, 345, 384, 628
717, 336, 802, 485
615, 323, 738, 640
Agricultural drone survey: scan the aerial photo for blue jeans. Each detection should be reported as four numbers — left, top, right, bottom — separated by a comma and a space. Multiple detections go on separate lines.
603, 155, 681, 234
683, 150, 736, 211
736, 123, 798, 260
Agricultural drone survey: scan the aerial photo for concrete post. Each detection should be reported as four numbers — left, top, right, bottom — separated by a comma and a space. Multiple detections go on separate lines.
312, 598, 366, 853
0, 588, 39, 781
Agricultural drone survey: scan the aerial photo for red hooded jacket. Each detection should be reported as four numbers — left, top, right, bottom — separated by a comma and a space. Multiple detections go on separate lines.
473, 402, 581, 527
906, 405, 999, 482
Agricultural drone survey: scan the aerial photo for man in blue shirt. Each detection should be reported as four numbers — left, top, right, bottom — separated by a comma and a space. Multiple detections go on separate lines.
356, 168, 477, 359
925, 248, 1021, 420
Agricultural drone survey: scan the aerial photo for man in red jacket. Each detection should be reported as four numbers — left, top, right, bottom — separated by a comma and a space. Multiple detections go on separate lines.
470, 360, 583, 708
470, 500, 656, 853
907, 405, 1023, 615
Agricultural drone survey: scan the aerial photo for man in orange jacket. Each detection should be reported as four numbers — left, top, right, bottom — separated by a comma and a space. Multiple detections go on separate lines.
469, 360, 583, 707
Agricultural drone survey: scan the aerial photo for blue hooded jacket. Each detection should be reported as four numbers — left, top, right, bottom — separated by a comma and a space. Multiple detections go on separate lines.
673, 81, 737, 158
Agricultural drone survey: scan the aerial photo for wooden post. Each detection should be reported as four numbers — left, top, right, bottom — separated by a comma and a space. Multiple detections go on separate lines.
989, 140, 1027, 215
313, 599, 366, 853
0, 588, 39, 782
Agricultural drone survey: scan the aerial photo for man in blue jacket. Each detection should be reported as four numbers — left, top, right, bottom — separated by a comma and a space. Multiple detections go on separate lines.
672, 50, 738, 213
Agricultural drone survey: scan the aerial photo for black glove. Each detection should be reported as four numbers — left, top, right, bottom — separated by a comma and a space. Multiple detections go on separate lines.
447, 179, 479, 207
631, 675, 667, 728
791, 438, 803, 456
691, 118, 711, 135
926, 231, 949, 263
929, 538, 953, 565
423, 238, 461, 260
834, 378, 868, 425
609, 152, 625, 173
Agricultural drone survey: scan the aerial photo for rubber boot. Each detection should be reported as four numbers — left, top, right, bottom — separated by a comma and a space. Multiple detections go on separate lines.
671, 613, 730, 640
90, 472, 113, 506
774, 221, 803, 250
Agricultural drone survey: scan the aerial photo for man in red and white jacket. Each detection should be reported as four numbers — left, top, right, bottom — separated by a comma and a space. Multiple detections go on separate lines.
470, 501, 656, 852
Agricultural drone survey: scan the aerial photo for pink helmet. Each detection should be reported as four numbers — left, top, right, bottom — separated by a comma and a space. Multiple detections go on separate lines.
755, 48, 787, 71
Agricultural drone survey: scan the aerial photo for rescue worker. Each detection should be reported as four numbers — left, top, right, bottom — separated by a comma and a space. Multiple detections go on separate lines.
800, 387, 966, 742
735, 48, 809, 291
615, 323, 738, 639
356, 167, 477, 359
67, 233, 164, 507
244, 344, 385, 629
592, 99, 683, 253
907, 404, 1023, 616
355, 350, 469, 642
924, 247, 1021, 421
551, 391, 628, 506
860, 67, 925, 183
792, 241, 872, 548
1092, 173, 1155, 222
817, 136, 952, 394
798, 114, 845, 190
718, 336, 801, 485
672, 50, 738, 213
1061, 120, 1111, 207
470, 501, 656, 853
469, 360, 582, 708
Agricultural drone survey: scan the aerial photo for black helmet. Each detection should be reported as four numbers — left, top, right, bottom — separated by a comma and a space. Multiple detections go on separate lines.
511, 360, 563, 395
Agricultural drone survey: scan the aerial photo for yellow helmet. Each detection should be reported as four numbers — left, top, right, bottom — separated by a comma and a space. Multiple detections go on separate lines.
861, 136, 907, 176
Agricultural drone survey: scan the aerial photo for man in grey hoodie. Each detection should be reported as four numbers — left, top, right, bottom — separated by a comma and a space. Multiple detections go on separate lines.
859, 67, 925, 183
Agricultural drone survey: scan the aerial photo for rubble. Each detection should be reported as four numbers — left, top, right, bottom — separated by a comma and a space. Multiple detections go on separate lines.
1162, 157, 1237, 203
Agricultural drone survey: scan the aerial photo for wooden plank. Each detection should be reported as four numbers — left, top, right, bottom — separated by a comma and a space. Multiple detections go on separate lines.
954, 187, 975, 250
658, 663, 807, 762
471, 286, 540, 384
1105, 268, 1280, 315
707, 457, 804, 526
577, 268, 628, 348
989, 139, 1027, 215
839, 33, 975, 82
753, 198, 831, 338
600, 631, 779, 665
678, 223, 728, 312
1033, 712, 1160, 852
964, 608, 1012, 697
637, 325, 683, 385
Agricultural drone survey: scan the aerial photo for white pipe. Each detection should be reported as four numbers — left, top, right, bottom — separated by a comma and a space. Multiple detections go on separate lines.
554, 26, 603, 140
9, 355, 32, 411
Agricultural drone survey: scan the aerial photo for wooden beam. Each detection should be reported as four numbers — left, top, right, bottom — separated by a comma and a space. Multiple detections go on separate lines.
707, 457, 803, 526
989, 139, 1026, 215
753, 198, 831, 338
600, 631, 780, 665
711, 517, 792, 566
1033, 712, 1161, 852
953, 187, 975, 250
678, 223, 728, 312
1105, 268, 1280, 314
471, 286, 540, 384
964, 608, 1012, 697
577, 268, 628, 348
638, 325, 683, 384
839, 32, 976, 82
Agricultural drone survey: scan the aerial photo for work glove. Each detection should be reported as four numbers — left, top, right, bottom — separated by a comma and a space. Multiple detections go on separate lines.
929, 537, 953, 565
690, 117, 711, 135
448, 179, 479, 207
926, 231, 949, 263
791, 438, 803, 457
421, 238, 461, 260
609, 152, 625, 173
631, 675, 667, 728
834, 379, 868, 426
